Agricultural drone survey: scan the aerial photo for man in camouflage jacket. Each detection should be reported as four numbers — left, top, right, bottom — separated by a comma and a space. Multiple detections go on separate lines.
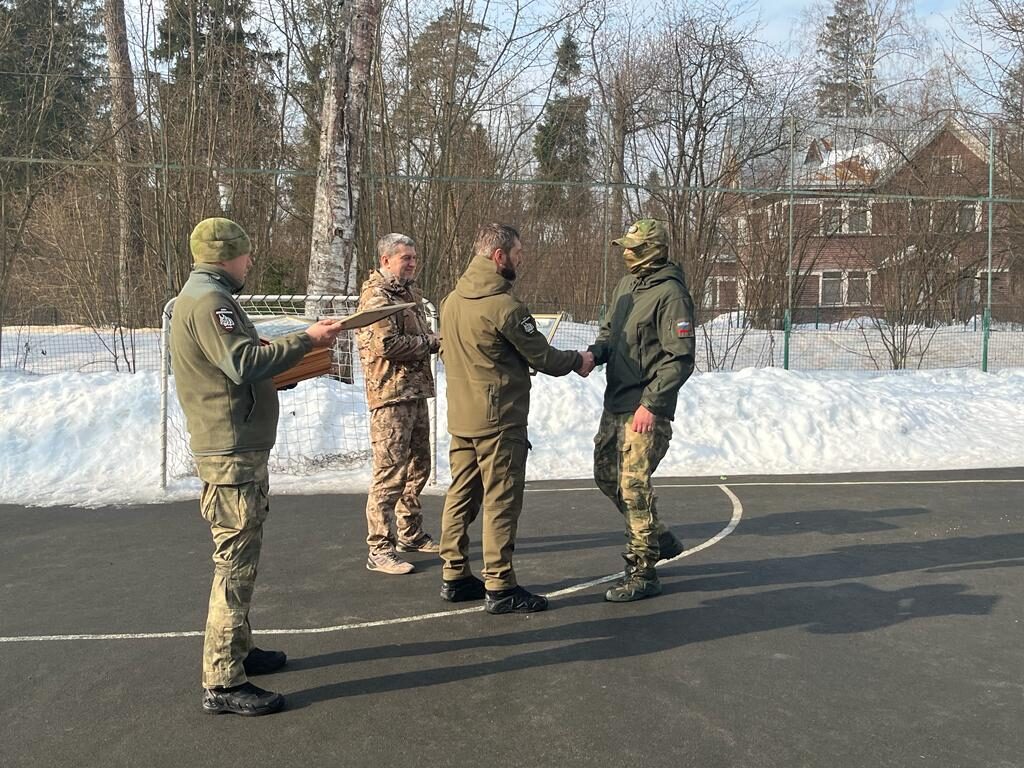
171, 217, 343, 716
588, 219, 696, 603
355, 233, 441, 575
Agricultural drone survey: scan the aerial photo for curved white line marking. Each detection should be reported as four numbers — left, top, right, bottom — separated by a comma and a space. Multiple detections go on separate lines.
0, 485, 742, 644
545, 483, 743, 597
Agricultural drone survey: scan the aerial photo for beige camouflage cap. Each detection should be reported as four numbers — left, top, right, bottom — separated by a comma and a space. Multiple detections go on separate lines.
190, 217, 252, 264
612, 219, 670, 249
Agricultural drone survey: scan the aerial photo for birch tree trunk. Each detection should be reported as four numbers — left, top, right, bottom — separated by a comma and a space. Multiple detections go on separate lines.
308, 0, 381, 301
307, 0, 381, 382
103, 0, 143, 331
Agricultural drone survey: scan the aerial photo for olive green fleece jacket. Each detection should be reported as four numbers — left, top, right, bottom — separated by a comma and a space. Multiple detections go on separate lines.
440, 254, 582, 438
170, 264, 312, 455
588, 260, 696, 419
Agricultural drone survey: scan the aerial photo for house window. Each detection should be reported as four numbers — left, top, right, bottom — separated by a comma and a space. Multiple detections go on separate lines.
736, 216, 749, 245
848, 271, 870, 303
957, 202, 979, 233
930, 154, 963, 174
822, 203, 843, 236
703, 277, 741, 309
702, 280, 718, 309
821, 200, 871, 235
822, 271, 843, 305
848, 204, 870, 234
817, 270, 873, 305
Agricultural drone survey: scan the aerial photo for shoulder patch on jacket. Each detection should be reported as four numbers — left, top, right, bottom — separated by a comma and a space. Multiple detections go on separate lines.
675, 319, 693, 337
520, 315, 538, 335
214, 306, 239, 334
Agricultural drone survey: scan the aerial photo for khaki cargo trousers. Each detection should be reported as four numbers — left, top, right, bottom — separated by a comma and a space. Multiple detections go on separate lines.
194, 450, 271, 689
593, 410, 673, 569
440, 426, 528, 591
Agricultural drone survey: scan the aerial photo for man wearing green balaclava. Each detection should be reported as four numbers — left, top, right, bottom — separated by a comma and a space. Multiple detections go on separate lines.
587, 219, 697, 602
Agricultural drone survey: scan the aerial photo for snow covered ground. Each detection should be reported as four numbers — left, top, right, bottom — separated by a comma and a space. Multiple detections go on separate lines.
2, 314, 1024, 508
2, 358, 1024, 508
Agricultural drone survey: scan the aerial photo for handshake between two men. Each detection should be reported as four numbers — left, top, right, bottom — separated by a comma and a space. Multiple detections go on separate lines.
575, 348, 596, 377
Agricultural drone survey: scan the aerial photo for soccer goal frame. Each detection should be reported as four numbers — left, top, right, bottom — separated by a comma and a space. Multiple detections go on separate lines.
159, 294, 439, 490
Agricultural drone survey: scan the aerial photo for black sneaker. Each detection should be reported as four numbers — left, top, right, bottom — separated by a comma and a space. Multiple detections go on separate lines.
440, 575, 486, 603
202, 682, 285, 716
658, 530, 684, 561
484, 585, 549, 614
243, 647, 287, 676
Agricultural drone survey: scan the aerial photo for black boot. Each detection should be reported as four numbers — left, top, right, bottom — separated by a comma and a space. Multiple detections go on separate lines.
658, 530, 684, 561
605, 556, 661, 603
440, 574, 486, 603
242, 647, 287, 676
484, 585, 549, 614
202, 682, 285, 716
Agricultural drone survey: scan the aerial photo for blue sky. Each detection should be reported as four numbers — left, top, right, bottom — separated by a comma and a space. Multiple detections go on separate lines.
754, 0, 961, 49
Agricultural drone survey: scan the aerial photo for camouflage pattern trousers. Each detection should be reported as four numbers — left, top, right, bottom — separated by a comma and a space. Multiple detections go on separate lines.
593, 410, 673, 569
194, 450, 271, 689
366, 399, 431, 552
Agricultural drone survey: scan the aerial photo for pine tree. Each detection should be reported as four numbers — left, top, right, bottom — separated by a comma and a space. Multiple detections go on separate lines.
0, 0, 101, 172
815, 0, 885, 118
532, 32, 592, 224
392, 6, 489, 148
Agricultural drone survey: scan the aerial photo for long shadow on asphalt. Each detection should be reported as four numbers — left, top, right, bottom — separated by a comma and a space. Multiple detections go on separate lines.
671, 531, 1024, 592
283, 579, 997, 709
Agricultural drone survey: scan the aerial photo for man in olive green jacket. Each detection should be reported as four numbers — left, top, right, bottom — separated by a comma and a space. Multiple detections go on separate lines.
170, 217, 343, 716
588, 219, 696, 603
439, 223, 594, 614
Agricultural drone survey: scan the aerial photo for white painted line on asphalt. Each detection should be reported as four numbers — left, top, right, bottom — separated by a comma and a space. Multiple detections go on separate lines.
530, 478, 1024, 492
0, 485, 742, 644
545, 483, 743, 598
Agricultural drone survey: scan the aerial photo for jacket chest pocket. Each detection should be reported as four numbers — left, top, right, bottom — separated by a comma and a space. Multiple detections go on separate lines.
636, 321, 655, 371
486, 384, 499, 425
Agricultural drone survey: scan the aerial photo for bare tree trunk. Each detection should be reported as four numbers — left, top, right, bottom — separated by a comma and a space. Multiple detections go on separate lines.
103, 0, 143, 330
307, 0, 381, 382
610, 72, 627, 233
308, 0, 381, 302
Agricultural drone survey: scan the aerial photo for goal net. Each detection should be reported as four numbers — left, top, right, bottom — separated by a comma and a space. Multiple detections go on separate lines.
160, 294, 438, 488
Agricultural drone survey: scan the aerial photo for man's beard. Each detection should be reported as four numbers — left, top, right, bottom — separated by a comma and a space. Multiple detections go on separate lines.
498, 264, 516, 280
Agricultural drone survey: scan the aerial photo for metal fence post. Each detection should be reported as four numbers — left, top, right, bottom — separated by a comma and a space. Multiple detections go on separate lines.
984, 125, 995, 372
785, 115, 795, 370
159, 298, 175, 490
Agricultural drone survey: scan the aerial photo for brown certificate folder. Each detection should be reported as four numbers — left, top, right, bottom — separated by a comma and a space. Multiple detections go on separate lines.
266, 302, 416, 389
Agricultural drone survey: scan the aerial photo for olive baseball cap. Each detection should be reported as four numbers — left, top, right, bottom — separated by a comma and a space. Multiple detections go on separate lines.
612, 219, 670, 249
190, 217, 252, 264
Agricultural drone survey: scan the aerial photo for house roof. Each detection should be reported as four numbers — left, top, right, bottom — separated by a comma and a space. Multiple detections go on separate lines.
783, 116, 1000, 192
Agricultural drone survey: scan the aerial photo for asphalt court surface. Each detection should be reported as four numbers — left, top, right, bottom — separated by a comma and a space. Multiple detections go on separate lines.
1, 468, 1022, 768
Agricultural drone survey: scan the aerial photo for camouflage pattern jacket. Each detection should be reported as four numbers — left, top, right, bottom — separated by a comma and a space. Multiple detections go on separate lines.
588, 260, 696, 420
440, 254, 582, 438
170, 264, 312, 456
355, 270, 437, 411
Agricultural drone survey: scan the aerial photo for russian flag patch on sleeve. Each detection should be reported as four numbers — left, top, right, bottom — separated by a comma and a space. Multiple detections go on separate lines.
676, 319, 693, 337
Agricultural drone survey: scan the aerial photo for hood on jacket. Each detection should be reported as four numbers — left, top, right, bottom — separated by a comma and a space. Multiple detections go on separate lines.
631, 260, 687, 290
454, 253, 513, 300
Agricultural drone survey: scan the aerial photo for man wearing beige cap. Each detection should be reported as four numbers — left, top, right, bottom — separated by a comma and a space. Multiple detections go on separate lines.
170, 217, 343, 716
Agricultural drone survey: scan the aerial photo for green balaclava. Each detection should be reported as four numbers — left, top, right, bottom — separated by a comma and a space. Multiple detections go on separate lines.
189, 217, 252, 264
612, 219, 670, 274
